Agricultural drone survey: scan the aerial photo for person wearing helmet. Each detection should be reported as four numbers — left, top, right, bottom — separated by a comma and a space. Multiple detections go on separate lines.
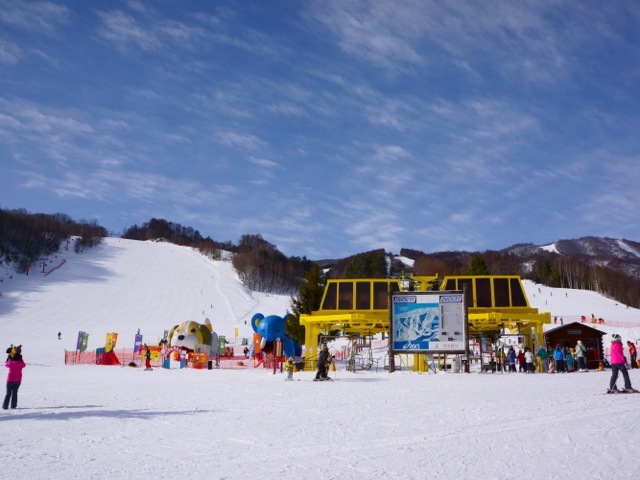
285, 356, 295, 381
608, 334, 637, 393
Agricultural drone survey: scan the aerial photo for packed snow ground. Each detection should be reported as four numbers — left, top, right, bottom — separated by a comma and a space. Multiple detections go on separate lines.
1, 238, 640, 479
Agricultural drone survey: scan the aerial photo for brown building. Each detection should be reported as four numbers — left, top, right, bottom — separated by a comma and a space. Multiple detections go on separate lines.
544, 322, 605, 370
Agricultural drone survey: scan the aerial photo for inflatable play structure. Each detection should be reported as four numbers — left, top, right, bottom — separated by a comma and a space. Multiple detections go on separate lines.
168, 319, 219, 356
163, 319, 219, 369
300, 274, 551, 371
250, 313, 302, 358
97, 332, 120, 365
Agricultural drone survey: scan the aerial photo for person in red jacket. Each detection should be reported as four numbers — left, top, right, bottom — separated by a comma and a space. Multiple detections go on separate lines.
3, 351, 26, 409
144, 344, 152, 371
608, 334, 637, 393
627, 341, 637, 369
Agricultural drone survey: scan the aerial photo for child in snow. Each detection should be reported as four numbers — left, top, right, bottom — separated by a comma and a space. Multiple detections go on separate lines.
517, 350, 526, 372
285, 357, 295, 381
3, 350, 26, 410
608, 334, 637, 393
507, 349, 517, 373
524, 347, 534, 373
553, 344, 565, 373
144, 344, 152, 370
627, 341, 637, 369
565, 349, 574, 372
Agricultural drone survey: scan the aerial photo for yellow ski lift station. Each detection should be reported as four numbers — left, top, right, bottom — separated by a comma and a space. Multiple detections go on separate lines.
300, 274, 551, 363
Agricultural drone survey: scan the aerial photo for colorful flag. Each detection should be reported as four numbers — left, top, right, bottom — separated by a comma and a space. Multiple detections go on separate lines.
134, 333, 143, 353
76, 331, 89, 352
105, 332, 118, 352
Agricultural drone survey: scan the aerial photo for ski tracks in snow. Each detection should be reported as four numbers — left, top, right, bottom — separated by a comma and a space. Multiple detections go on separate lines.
176, 247, 259, 327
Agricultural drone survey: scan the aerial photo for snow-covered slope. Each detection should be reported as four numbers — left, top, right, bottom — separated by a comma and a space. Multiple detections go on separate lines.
0, 238, 291, 365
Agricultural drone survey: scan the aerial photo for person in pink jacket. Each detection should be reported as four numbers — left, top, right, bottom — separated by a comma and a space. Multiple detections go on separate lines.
608, 334, 637, 394
3, 352, 26, 410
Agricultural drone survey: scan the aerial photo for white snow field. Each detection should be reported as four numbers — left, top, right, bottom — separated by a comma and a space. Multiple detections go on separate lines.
1, 238, 640, 480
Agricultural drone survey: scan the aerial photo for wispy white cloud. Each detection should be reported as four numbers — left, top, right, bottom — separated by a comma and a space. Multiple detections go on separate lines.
0, 41, 20, 65
307, 0, 631, 86
0, 0, 70, 33
214, 131, 267, 151
249, 157, 280, 169
307, 1, 423, 71
97, 10, 161, 52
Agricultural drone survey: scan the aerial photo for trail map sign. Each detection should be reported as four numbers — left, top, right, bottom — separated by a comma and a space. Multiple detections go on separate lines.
390, 291, 467, 353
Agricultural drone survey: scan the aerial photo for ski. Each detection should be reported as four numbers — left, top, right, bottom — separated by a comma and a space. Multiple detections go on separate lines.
606, 388, 639, 394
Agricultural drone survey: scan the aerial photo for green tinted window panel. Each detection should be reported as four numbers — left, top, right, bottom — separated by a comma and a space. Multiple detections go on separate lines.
510, 278, 527, 306
373, 282, 389, 309
322, 283, 337, 310
476, 278, 492, 307
494, 278, 510, 307
339, 282, 353, 309
356, 281, 371, 309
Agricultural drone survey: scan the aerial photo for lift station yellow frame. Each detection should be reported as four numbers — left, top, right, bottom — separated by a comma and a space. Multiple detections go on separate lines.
299, 274, 550, 366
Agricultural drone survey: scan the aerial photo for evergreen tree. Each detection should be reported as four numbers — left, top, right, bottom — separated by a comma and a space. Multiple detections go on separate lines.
345, 251, 387, 278
286, 264, 325, 345
469, 255, 490, 275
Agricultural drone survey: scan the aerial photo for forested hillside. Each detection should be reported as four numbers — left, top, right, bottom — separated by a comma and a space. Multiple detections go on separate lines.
0, 209, 106, 272
402, 244, 640, 309
3, 208, 640, 308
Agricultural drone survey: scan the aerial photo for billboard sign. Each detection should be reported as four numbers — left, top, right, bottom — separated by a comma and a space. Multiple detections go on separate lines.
390, 291, 466, 353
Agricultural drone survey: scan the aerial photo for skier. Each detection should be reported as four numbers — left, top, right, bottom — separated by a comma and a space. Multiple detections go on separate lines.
285, 357, 295, 381
608, 334, 637, 393
144, 344, 152, 371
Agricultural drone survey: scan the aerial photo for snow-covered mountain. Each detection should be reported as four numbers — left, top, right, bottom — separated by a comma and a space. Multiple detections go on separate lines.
504, 236, 640, 278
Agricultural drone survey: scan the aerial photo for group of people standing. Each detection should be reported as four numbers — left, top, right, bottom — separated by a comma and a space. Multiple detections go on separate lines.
539, 340, 589, 373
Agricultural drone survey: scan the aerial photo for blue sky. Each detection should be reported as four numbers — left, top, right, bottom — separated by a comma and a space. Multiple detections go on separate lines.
1, 1, 639, 259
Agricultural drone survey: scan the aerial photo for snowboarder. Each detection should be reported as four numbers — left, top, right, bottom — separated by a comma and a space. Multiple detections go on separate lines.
608, 334, 637, 393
